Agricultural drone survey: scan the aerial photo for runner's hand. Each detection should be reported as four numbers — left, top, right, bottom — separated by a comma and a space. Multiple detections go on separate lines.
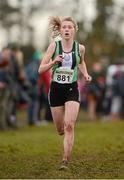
54, 55, 63, 64
84, 74, 92, 83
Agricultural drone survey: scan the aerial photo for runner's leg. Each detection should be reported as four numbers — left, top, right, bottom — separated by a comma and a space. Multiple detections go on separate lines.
63, 101, 80, 161
51, 106, 64, 135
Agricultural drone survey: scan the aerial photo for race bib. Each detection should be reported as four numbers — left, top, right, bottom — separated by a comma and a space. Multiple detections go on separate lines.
53, 67, 74, 84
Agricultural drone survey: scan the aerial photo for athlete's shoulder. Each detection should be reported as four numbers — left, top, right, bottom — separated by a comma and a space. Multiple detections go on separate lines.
79, 43, 85, 53
46, 41, 57, 55
77, 43, 85, 60
48, 40, 61, 50
48, 41, 56, 49
78, 44, 85, 58
74, 41, 85, 51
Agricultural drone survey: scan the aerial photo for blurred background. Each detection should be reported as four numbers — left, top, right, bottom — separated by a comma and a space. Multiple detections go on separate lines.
0, 0, 124, 63
0, 0, 124, 130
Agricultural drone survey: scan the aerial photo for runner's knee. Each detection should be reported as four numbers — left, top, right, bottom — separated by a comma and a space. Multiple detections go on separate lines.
56, 125, 64, 135
64, 122, 74, 132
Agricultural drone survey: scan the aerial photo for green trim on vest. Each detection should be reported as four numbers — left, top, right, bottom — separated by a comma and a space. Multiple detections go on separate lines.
51, 41, 60, 79
52, 40, 80, 83
72, 41, 80, 82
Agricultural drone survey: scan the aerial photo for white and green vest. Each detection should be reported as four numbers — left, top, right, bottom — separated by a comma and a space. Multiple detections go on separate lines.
52, 40, 80, 84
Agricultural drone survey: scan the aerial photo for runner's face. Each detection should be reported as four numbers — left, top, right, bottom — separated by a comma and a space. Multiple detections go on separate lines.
60, 21, 75, 40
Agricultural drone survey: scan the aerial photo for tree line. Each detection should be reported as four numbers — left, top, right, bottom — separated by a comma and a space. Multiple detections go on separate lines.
0, 0, 124, 65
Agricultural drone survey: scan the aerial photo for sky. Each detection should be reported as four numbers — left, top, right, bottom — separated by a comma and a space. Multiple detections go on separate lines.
29, 0, 97, 49
0, 0, 97, 49
27, 0, 124, 49
0, 0, 124, 50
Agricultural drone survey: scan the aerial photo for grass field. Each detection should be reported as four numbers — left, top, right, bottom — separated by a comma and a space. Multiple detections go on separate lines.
0, 115, 124, 179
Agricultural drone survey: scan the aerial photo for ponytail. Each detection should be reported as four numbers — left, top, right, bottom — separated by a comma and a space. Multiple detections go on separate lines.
49, 16, 61, 38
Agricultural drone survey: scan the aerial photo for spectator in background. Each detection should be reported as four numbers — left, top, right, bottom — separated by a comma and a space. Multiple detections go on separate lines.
25, 50, 41, 125
86, 62, 106, 121
108, 64, 124, 120
6, 43, 29, 128
0, 45, 23, 129
9, 43, 30, 106
37, 65, 52, 124
78, 71, 87, 110
118, 67, 124, 118
103, 64, 118, 120
10, 43, 25, 75
0, 49, 11, 130
104, 64, 120, 121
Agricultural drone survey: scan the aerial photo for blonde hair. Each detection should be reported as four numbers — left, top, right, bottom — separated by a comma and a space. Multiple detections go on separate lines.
49, 16, 78, 38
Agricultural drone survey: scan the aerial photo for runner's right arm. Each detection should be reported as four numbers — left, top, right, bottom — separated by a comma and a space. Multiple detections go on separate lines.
38, 42, 63, 74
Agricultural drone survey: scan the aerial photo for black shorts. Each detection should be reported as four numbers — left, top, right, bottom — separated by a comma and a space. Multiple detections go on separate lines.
48, 81, 80, 107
